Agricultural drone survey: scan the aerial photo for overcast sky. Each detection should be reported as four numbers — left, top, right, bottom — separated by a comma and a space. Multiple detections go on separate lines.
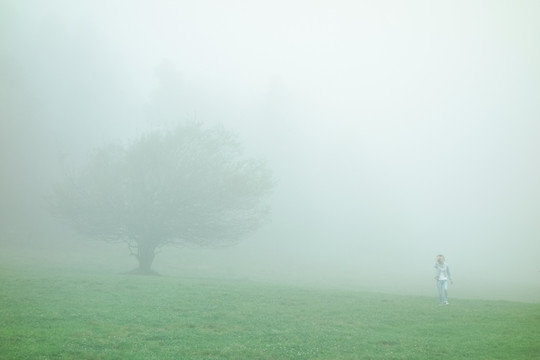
2, 0, 539, 300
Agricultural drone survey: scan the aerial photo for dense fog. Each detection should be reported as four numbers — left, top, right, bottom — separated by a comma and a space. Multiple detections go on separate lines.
1, 0, 539, 302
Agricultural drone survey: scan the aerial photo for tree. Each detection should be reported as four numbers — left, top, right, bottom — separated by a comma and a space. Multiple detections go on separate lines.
51, 123, 274, 274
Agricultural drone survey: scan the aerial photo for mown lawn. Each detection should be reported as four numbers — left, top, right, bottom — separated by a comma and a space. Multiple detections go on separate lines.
0, 264, 538, 359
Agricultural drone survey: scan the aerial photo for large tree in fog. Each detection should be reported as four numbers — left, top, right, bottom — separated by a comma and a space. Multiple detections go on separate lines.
51, 123, 273, 274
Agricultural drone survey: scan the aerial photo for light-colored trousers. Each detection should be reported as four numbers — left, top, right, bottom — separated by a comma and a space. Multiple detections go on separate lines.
437, 279, 448, 304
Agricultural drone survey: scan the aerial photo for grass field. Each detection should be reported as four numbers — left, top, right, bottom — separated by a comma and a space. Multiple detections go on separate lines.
1, 264, 539, 360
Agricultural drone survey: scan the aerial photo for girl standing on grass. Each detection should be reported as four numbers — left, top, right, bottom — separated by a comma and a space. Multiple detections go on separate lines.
434, 254, 453, 305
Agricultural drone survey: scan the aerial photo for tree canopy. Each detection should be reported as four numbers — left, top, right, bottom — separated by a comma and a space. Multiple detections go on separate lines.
51, 123, 274, 274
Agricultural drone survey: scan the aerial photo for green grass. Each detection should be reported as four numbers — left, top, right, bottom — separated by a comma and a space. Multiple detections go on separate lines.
0, 264, 538, 360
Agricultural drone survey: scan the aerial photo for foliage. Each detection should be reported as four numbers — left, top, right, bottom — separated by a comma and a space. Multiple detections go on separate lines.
51, 123, 273, 272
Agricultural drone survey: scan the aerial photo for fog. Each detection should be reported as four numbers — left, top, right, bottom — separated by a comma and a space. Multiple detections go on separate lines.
2, 0, 539, 302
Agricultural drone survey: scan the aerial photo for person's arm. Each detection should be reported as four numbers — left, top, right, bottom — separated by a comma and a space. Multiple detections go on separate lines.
447, 264, 454, 284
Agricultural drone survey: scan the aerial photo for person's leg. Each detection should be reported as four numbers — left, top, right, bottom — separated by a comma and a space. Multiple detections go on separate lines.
443, 280, 448, 304
437, 280, 444, 304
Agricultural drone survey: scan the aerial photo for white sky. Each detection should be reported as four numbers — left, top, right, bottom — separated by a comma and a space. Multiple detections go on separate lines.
4, 0, 540, 299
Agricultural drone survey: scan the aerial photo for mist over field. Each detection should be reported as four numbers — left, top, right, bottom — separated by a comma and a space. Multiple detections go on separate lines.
1, 0, 539, 302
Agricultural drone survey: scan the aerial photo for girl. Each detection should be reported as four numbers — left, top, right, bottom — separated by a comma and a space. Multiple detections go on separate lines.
434, 255, 453, 305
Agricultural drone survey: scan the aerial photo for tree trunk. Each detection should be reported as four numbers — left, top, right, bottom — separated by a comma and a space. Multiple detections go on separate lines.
136, 241, 157, 275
